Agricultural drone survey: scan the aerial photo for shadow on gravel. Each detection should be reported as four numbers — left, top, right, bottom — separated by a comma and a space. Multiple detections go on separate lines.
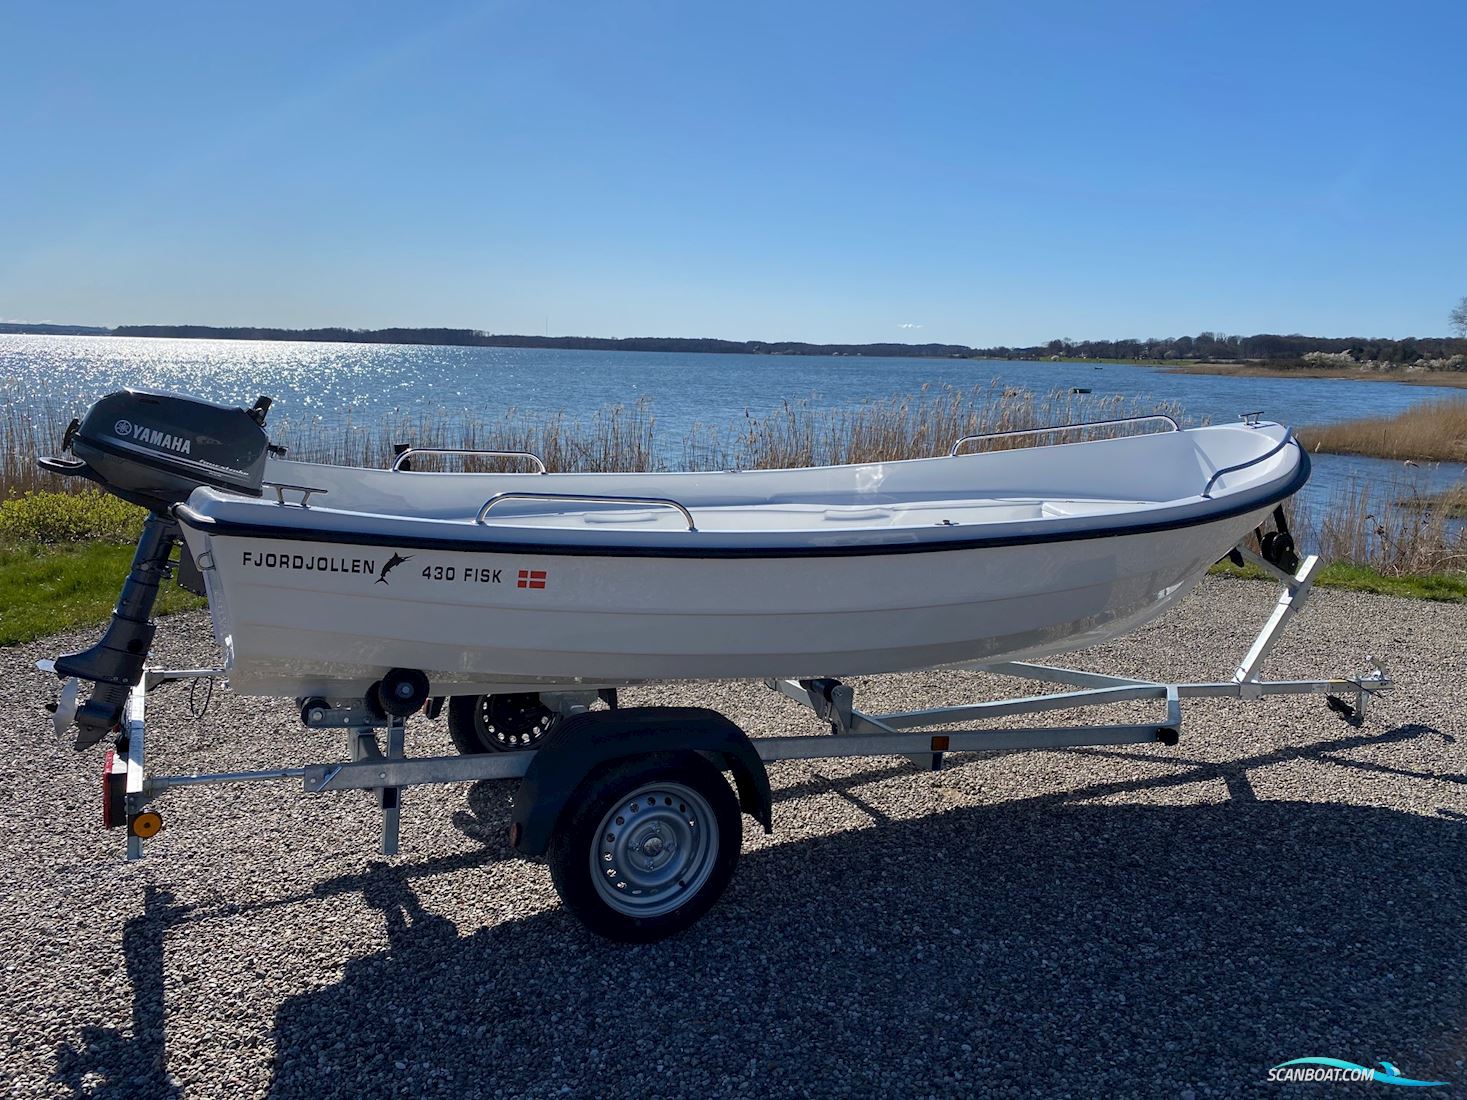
260, 722, 1464, 1099
52, 886, 190, 1100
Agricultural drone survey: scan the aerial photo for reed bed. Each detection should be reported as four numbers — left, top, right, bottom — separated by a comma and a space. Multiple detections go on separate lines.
680, 384, 1183, 470
0, 384, 1175, 486
2, 383, 1462, 576
1432, 487, 1467, 519
1292, 476, 1467, 576
0, 404, 59, 500
275, 400, 660, 474
1296, 397, 1467, 463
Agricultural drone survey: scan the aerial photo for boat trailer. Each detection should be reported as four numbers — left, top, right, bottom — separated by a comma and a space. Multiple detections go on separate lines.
53, 545, 1389, 941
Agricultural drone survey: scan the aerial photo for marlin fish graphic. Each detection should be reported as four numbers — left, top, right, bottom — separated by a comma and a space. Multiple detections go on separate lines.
376, 552, 413, 585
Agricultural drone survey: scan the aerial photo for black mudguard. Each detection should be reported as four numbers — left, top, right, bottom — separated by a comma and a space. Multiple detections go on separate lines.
509, 706, 772, 856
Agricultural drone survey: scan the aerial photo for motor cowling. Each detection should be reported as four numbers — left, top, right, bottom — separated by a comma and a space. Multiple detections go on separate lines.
57, 389, 272, 511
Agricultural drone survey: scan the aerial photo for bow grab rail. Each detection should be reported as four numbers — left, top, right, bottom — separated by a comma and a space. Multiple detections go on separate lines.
948, 414, 1181, 457
476, 492, 698, 531
391, 448, 547, 474
1200, 430, 1296, 499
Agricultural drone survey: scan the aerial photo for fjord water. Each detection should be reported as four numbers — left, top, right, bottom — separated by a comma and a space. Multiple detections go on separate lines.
2, 333, 1462, 511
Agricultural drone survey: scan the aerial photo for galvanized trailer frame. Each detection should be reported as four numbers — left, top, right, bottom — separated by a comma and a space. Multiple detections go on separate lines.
101, 547, 1390, 863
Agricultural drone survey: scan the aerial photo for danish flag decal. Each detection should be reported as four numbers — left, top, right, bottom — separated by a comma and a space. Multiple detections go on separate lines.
517, 569, 548, 590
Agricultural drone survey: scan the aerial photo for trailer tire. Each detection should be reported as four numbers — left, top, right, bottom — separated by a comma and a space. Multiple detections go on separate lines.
447, 693, 556, 753
547, 752, 741, 943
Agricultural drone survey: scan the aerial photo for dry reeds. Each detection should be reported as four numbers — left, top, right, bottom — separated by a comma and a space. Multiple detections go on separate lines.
1, 384, 1181, 488
275, 400, 659, 474
0, 404, 62, 499
1291, 475, 1467, 575
1297, 398, 1467, 463
680, 384, 1188, 471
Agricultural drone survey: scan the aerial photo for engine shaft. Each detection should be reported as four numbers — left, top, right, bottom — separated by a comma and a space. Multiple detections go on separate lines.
54, 512, 179, 748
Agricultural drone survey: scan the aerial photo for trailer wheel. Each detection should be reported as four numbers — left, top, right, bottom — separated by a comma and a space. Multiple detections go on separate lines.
547, 753, 741, 942
447, 693, 557, 753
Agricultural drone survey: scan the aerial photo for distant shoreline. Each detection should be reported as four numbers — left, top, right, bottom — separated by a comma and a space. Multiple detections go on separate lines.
0, 324, 986, 361
1165, 362, 1467, 389
4, 322, 1467, 376
0, 324, 1197, 363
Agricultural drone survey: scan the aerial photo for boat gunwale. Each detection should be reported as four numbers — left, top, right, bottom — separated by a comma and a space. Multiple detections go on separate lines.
174, 443, 1311, 560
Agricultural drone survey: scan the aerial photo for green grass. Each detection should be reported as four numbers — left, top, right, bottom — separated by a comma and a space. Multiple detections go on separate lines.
0, 490, 204, 645
1209, 560, 1467, 602
0, 542, 205, 646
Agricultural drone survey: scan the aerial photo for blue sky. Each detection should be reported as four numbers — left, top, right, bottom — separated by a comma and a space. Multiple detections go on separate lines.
3, 0, 1464, 345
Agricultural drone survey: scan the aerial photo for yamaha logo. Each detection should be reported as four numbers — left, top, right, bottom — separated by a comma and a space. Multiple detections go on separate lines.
114, 419, 193, 455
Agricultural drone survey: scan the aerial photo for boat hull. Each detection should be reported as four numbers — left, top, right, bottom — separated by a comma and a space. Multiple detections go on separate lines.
182, 504, 1271, 697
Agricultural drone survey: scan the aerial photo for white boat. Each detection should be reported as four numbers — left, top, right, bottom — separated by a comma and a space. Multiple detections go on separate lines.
167, 414, 1308, 698
49, 394, 1368, 942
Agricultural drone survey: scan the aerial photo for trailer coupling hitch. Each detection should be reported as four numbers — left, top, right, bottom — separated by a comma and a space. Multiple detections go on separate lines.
1324, 657, 1391, 727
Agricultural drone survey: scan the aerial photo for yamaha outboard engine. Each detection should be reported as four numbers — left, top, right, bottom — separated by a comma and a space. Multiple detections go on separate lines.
41, 390, 275, 747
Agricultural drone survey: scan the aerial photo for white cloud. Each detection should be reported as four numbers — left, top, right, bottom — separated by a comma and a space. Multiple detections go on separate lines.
899, 322, 923, 329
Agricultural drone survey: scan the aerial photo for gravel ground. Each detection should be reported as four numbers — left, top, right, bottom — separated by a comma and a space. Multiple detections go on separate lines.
1, 576, 1464, 1099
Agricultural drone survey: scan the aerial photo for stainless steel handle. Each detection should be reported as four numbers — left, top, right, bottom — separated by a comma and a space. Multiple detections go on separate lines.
1200, 430, 1296, 498
391, 448, 547, 474
476, 492, 697, 531
948, 414, 1181, 457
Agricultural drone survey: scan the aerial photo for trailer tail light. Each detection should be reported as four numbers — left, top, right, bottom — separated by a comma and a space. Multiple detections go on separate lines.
102, 748, 126, 829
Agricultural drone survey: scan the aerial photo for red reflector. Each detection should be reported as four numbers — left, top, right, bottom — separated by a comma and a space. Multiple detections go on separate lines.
102, 749, 117, 829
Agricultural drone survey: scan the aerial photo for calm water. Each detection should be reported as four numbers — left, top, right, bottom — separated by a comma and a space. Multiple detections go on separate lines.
2, 333, 1462, 513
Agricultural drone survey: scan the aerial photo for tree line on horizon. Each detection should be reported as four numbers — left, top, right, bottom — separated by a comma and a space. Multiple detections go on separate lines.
3, 321, 1465, 365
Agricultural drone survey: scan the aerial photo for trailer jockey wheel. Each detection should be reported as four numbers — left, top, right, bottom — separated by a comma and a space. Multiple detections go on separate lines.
447, 693, 558, 753
546, 752, 742, 943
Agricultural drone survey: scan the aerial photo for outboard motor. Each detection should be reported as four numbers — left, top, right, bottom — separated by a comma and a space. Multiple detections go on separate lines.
40, 390, 275, 747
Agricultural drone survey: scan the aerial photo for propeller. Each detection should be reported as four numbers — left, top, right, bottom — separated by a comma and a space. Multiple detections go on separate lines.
42, 671, 81, 740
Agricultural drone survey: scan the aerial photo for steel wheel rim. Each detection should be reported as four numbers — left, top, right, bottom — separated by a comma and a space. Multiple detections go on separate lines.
590, 781, 719, 918
475, 693, 554, 750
